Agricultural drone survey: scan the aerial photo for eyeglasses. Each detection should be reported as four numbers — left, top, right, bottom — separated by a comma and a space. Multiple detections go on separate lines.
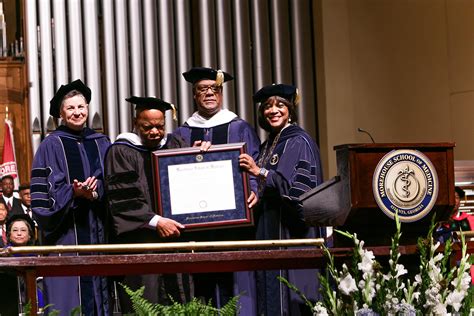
195, 85, 222, 95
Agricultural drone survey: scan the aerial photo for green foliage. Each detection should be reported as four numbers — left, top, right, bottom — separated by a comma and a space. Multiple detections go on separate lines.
281, 212, 474, 315
278, 276, 313, 310
70, 306, 82, 316
120, 283, 239, 316
121, 284, 161, 315
23, 301, 62, 316
23, 301, 31, 315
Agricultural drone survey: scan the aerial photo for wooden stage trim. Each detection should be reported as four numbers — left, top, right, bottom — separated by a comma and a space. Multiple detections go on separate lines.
0, 245, 419, 277
0, 245, 419, 314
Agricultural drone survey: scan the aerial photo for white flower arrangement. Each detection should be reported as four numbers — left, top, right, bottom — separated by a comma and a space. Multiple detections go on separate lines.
279, 214, 474, 315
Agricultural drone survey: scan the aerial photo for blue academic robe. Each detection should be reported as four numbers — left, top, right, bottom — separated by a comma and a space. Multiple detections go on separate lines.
252, 124, 324, 316
174, 115, 261, 308
173, 116, 260, 193
31, 126, 110, 316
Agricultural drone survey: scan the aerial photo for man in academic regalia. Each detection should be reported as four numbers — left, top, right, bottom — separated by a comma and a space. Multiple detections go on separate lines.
31, 79, 110, 316
104, 97, 196, 312
173, 67, 260, 309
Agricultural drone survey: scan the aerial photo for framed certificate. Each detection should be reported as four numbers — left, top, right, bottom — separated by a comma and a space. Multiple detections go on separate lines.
152, 142, 253, 230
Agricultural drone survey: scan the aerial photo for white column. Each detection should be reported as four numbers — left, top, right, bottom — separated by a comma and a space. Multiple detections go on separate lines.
38, 0, 54, 133
52, 0, 68, 87
116, 0, 131, 132
68, 0, 84, 80
175, 0, 192, 122
143, 0, 159, 97
102, 0, 119, 140
83, 0, 103, 130
129, 0, 144, 97
157, 0, 178, 132
25, 0, 42, 153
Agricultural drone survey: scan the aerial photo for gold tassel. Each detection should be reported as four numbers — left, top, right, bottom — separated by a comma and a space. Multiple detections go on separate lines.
170, 104, 177, 121
215, 70, 224, 86
294, 88, 300, 106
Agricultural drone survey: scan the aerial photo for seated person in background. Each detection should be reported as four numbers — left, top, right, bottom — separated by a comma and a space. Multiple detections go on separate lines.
19, 183, 33, 218
1, 175, 23, 218
436, 186, 472, 242
18, 183, 42, 244
451, 187, 473, 230
1, 214, 44, 314
6, 213, 36, 247
0, 201, 8, 247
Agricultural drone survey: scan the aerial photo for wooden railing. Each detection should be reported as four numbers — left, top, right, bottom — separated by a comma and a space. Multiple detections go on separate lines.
0, 239, 420, 315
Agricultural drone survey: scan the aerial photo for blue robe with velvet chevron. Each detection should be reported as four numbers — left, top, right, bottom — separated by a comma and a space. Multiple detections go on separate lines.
30, 125, 110, 316
253, 124, 324, 316
173, 113, 261, 308
173, 116, 260, 193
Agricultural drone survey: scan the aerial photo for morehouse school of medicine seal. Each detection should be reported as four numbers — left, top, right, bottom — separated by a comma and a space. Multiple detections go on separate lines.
372, 149, 438, 222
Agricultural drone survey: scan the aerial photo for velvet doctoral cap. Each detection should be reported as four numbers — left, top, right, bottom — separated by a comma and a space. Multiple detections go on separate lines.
49, 79, 91, 118
126, 96, 177, 120
253, 84, 298, 104
455, 186, 466, 199
182, 67, 233, 85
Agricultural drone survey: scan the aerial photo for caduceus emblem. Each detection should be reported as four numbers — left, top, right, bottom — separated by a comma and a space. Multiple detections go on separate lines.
396, 165, 415, 198
395, 165, 417, 200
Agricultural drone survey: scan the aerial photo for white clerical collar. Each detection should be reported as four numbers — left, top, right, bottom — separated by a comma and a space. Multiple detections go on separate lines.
115, 132, 167, 148
185, 109, 237, 128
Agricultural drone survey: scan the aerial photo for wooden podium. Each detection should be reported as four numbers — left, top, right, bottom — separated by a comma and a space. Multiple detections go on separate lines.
299, 143, 455, 246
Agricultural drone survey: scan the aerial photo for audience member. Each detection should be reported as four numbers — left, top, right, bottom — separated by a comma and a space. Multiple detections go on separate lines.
19, 182, 42, 244
3, 214, 45, 313
436, 186, 472, 242
450, 187, 473, 230
1, 175, 23, 217
6, 213, 35, 247
18, 183, 32, 218
0, 201, 7, 247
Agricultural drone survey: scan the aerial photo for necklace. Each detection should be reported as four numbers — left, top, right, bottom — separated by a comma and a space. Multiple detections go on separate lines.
257, 131, 281, 168
257, 130, 282, 193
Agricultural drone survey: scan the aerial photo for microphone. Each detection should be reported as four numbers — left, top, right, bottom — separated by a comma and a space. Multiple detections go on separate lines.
357, 128, 375, 143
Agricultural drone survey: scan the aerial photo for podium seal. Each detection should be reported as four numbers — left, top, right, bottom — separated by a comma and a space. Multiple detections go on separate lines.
372, 149, 438, 222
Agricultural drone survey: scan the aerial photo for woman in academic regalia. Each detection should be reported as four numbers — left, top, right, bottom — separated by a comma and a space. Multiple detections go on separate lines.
239, 84, 324, 316
30, 79, 110, 315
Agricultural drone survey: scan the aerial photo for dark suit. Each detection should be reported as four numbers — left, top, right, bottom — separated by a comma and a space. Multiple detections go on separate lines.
0, 225, 6, 248
2, 196, 24, 218
0, 226, 20, 315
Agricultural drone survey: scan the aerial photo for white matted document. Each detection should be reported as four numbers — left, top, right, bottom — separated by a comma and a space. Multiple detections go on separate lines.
168, 160, 236, 214
152, 142, 253, 231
